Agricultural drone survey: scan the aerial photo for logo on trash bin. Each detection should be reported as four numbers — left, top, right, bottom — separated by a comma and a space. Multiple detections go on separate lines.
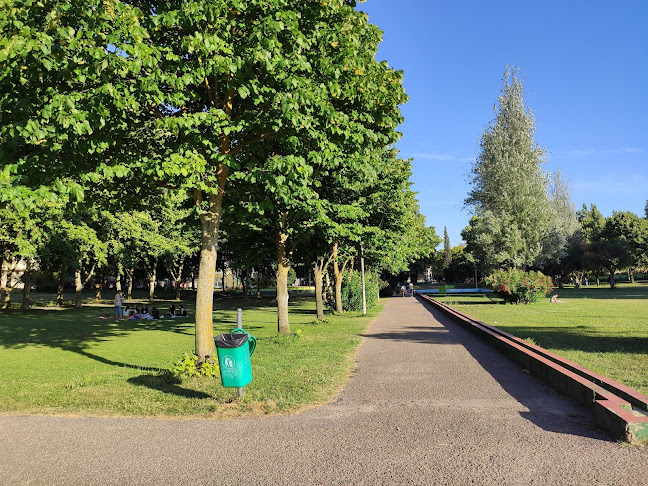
222, 356, 235, 369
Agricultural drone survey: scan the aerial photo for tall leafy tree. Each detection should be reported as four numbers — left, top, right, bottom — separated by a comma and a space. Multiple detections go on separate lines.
465, 67, 551, 271
442, 226, 451, 278
576, 206, 634, 288
0, 197, 43, 309
577, 204, 606, 241
1, 1, 402, 357
124, 0, 407, 354
0, 1, 163, 303
600, 211, 647, 283
536, 169, 580, 282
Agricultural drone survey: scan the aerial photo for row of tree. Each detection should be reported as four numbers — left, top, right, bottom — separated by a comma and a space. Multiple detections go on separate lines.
1, 1, 438, 361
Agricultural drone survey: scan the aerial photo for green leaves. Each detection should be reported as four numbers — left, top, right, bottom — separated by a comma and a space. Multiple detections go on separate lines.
465, 67, 552, 271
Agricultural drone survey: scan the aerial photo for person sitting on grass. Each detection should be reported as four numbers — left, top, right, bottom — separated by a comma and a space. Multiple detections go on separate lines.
178, 305, 187, 317
151, 307, 160, 319
550, 294, 563, 303
163, 304, 176, 318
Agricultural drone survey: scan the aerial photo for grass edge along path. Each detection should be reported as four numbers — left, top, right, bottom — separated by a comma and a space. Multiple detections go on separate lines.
0, 295, 384, 419
434, 284, 648, 396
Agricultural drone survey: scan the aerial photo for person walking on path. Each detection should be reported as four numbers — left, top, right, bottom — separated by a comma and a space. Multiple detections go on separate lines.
408, 281, 414, 296
114, 290, 123, 320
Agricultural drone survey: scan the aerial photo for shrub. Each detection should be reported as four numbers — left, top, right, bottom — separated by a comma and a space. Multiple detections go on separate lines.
484, 268, 553, 304
341, 270, 380, 311
169, 353, 220, 378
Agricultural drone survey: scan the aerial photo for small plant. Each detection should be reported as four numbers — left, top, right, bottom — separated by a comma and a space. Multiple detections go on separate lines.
485, 268, 553, 304
295, 328, 303, 338
170, 353, 219, 378
524, 337, 537, 346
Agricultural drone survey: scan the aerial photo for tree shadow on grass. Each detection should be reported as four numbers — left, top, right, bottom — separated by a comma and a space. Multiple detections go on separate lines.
0, 308, 197, 378
491, 325, 648, 355
74, 349, 166, 373
0, 308, 196, 351
128, 373, 212, 399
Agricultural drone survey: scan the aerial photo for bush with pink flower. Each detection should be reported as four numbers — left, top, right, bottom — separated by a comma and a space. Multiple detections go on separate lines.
485, 268, 553, 304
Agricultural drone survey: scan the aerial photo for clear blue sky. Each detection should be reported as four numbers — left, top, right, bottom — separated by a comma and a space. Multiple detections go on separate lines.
358, 0, 648, 247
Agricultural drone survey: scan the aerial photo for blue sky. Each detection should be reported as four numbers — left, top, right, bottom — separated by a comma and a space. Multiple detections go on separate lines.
358, 0, 648, 247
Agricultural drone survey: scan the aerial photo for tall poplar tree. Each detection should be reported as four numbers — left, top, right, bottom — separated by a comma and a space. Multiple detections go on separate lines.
465, 67, 551, 270
442, 226, 451, 275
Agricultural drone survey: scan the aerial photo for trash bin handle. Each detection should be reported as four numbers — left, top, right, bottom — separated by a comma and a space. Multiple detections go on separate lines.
231, 328, 256, 357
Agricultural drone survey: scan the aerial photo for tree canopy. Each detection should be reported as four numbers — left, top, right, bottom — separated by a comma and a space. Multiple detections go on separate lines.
465, 67, 551, 271
1, 1, 430, 359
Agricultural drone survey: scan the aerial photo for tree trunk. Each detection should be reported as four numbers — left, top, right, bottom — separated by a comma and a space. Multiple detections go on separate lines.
360, 247, 366, 316
21, 261, 34, 311
94, 279, 102, 301
173, 256, 184, 301
148, 263, 157, 302
276, 226, 291, 335
175, 281, 181, 301
0, 260, 6, 305
608, 269, 616, 289
57, 263, 67, 306
628, 267, 634, 283
126, 268, 134, 300
75, 269, 83, 308
334, 267, 343, 313
194, 190, 225, 362
241, 268, 249, 301
313, 260, 325, 320
21, 271, 31, 311
3, 285, 10, 309
332, 241, 343, 313
115, 273, 122, 292
324, 272, 333, 305
221, 260, 226, 292
331, 241, 351, 315
574, 274, 582, 288
2, 258, 18, 309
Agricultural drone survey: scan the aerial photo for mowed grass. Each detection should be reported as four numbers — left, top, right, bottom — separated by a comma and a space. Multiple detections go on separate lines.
436, 283, 648, 395
0, 291, 382, 418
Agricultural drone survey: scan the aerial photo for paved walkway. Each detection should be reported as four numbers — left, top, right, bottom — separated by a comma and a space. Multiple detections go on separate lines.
2, 297, 647, 485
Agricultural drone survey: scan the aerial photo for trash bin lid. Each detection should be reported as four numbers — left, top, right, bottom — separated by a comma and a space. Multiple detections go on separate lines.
214, 332, 249, 348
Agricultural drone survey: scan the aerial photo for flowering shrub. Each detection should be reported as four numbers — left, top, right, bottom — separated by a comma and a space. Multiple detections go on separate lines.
485, 268, 553, 304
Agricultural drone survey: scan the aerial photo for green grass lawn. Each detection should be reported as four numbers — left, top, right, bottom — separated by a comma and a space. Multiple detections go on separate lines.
436, 283, 648, 396
0, 291, 382, 418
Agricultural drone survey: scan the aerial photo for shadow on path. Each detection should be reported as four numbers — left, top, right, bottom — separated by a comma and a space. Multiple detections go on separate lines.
366, 297, 610, 442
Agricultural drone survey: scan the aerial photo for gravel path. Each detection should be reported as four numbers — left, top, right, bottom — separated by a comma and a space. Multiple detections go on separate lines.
2, 296, 647, 485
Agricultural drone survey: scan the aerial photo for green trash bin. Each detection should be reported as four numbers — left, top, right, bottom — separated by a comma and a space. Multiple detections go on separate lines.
214, 329, 256, 388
